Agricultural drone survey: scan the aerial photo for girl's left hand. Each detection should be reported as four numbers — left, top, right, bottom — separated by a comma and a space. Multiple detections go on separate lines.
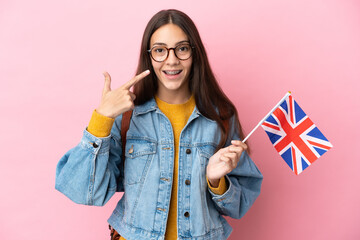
206, 140, 248, 188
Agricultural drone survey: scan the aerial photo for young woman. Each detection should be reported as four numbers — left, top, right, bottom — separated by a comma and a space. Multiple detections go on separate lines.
56, 9, 263, 240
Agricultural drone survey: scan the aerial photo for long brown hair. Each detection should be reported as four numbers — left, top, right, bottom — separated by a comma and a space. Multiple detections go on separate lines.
133, 9, 247, 151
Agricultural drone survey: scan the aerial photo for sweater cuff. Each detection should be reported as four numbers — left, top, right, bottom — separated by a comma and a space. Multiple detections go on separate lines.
87, 110, 115, 138
207, 176, 228, 195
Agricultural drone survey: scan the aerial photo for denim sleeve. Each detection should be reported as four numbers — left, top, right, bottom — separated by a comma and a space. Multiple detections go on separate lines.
55, 115, 123, 206
207, 116, 263, 219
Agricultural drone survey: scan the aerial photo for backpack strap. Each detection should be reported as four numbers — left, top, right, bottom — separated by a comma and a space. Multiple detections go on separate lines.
121, 110, 133, 160
110, 110, 132, 238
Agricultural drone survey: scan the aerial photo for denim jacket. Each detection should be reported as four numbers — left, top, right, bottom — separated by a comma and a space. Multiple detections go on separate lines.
55, 98, 263, 240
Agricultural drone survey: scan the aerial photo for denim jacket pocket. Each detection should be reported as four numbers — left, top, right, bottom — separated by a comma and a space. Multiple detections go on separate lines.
197, 143, 217, 167
195, 143, 225, 234
124, 137, 157, 185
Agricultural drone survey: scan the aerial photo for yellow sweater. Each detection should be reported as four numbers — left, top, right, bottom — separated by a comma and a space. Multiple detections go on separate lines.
87, 96, 227, 240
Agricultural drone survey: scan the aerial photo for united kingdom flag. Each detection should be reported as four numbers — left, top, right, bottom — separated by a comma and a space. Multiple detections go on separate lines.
261, 94, 333, 175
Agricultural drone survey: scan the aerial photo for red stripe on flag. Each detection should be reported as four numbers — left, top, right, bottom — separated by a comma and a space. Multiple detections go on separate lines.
293, 135, 317, 163
292, 146, 298, 175
262, 122, 281, 131
289, 95, 294, 124
308, 140, 332, 150
273, 108, 318, 164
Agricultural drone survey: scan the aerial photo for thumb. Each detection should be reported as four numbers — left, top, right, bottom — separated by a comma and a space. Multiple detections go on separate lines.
102, 72, 111, 96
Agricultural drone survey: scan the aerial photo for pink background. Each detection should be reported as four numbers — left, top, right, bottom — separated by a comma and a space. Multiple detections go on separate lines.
1, 0, 359, 239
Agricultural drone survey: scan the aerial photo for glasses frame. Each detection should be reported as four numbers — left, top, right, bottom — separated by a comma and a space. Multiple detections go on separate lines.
147, 44, 195, 63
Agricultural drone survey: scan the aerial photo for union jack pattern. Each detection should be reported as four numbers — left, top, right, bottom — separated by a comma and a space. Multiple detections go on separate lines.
261, 95, 333, 175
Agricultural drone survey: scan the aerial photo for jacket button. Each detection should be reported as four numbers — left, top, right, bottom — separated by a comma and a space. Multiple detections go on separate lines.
185, 179, 191, 185
184, 211, 190, 217
186, 149, 191, 154
92, 143, 99, 148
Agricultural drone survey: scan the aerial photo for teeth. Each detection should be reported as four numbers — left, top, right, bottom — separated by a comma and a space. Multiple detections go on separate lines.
164, 70, 181, 75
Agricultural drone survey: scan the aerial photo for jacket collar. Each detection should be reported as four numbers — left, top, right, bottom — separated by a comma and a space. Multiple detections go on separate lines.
133, 97, 215, 122
133, 98, 158, 116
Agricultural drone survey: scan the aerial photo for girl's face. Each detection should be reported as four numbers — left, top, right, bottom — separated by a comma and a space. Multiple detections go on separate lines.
150, 24, 193, 101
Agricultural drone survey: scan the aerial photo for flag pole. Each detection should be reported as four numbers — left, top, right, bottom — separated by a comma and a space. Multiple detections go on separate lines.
242, 91, 291, 143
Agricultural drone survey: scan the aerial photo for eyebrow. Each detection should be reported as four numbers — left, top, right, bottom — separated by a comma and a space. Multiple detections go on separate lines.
152, 40, 190, 46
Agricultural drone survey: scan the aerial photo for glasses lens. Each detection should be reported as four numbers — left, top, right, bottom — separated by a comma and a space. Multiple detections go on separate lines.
175, 44, 192, 60
150, 44, 193, 62
151, 46, 167, 62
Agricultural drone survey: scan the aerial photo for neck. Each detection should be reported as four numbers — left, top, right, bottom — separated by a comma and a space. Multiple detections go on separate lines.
156, 87, 191, 104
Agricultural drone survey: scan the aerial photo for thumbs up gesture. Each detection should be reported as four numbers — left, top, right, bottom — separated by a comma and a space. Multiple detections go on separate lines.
96, 70, 150, 118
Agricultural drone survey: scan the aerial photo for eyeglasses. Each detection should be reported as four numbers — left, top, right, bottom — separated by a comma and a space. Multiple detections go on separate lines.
147, 44, 194, 62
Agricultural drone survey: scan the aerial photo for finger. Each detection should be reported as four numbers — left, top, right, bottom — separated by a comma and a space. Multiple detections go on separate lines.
221, 153, 238, 168
228, 146, 244, 153
231, 140, 248, 150
122, 70, 150, 90
220, 156, 234, 171
214, 147, 230, 158
220, 156, 231, 164
220, 144, 233, 152
102, 72, 111, 96
223, 152, 237, 159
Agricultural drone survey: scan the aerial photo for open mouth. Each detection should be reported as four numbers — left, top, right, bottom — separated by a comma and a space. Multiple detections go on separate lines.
163, 70, 182, 75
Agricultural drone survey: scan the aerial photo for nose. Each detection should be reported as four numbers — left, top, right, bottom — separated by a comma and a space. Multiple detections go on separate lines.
166, 48, 179, 65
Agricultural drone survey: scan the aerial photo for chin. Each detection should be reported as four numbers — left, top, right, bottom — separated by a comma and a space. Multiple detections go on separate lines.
160, 80, 185, 91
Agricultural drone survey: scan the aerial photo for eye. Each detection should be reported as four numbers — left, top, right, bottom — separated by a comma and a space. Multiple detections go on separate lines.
178, 45, 190, 52
153, 47, 166, 54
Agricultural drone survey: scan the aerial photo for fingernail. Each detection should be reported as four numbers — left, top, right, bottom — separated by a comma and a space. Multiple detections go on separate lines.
145, 70, 150, 74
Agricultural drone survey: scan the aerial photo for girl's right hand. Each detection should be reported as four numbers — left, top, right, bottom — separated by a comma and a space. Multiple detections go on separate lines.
96, 70, 150, 118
